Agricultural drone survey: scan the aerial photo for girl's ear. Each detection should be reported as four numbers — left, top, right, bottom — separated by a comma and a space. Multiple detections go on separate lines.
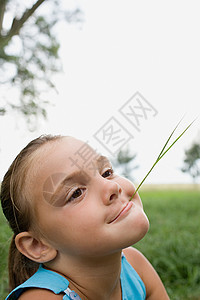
15, 232, 57, 263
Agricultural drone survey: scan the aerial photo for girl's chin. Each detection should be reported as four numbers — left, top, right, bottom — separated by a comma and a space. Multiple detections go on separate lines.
128, 217, 150, 245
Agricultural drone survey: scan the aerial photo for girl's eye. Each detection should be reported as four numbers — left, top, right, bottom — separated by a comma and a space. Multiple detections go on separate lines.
102, 168, 114, 178
67, 188, 85, 202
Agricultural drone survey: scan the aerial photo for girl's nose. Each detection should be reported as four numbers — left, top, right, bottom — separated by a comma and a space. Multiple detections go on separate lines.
99, 177, 122, 205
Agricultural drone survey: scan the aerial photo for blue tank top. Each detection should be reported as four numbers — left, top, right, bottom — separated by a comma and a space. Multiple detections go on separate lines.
5, 254, 146, 300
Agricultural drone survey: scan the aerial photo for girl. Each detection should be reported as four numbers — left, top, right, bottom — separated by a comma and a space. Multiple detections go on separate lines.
1, 135, 169, 299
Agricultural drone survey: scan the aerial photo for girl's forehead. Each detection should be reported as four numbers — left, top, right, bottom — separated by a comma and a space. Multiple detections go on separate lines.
40, 137, 93, 160
50, 137, 98, 165
33, 137, 99, 186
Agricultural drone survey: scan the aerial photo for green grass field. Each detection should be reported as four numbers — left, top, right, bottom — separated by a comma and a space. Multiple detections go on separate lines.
136, 188, 200, 300
0, 205, 11, 299
0, 188, 200, 299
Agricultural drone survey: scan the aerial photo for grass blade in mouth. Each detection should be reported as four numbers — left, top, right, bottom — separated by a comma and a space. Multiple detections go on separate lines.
129, 118, 196, 201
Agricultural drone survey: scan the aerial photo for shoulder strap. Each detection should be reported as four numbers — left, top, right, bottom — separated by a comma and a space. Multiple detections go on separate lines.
121, 254, 146, 300
6, 265, 81, 300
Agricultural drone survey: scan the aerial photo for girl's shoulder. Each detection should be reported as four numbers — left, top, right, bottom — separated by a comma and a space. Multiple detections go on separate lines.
123, 247, 170, 300
123, 246, 146, 276
18, 288, 63, 300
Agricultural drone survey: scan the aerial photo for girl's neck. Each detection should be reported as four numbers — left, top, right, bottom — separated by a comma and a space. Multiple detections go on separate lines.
44, 251, 123, 300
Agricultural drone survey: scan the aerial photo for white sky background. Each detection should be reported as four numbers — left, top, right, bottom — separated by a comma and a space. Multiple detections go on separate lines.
0, 0, 200, 184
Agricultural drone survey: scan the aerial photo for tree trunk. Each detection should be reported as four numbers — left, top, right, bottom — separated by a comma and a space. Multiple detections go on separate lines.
0, 0, 46, 48
0, 0, 7, 34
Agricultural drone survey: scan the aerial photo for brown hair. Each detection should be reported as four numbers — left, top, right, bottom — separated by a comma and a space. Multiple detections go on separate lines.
0, 134, 62, 291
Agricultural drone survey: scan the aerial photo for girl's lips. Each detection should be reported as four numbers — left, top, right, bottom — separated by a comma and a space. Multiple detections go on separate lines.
109, 201, 133, 223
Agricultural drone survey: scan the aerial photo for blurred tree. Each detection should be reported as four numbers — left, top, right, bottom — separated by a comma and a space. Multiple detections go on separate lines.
111, 145, 139, 182
181, 141, 200, 183
0, 0, 82, 125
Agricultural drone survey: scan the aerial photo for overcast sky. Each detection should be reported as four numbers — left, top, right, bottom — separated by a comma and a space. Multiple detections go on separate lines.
0, 0, 200, 184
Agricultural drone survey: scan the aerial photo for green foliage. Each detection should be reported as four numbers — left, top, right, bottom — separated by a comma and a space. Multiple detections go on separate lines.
0, 0, 82, 125
181, 142, 200, 182
135, 189, 200, 300
0, 207, 12, 298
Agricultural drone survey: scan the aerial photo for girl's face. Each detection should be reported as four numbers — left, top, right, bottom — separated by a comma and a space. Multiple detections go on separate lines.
32, 137, 149, 257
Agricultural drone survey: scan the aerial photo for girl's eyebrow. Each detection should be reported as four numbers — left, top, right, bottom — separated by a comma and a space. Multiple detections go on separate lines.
96, 155, 111, 168
59, 156, 110, 187
61, 170, 90, 186
45, 155, 110, 198
44, 156, 111, 205
47, 171, 90, 206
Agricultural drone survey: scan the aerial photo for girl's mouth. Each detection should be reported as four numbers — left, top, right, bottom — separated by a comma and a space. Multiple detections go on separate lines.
109, 201, 133, 223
